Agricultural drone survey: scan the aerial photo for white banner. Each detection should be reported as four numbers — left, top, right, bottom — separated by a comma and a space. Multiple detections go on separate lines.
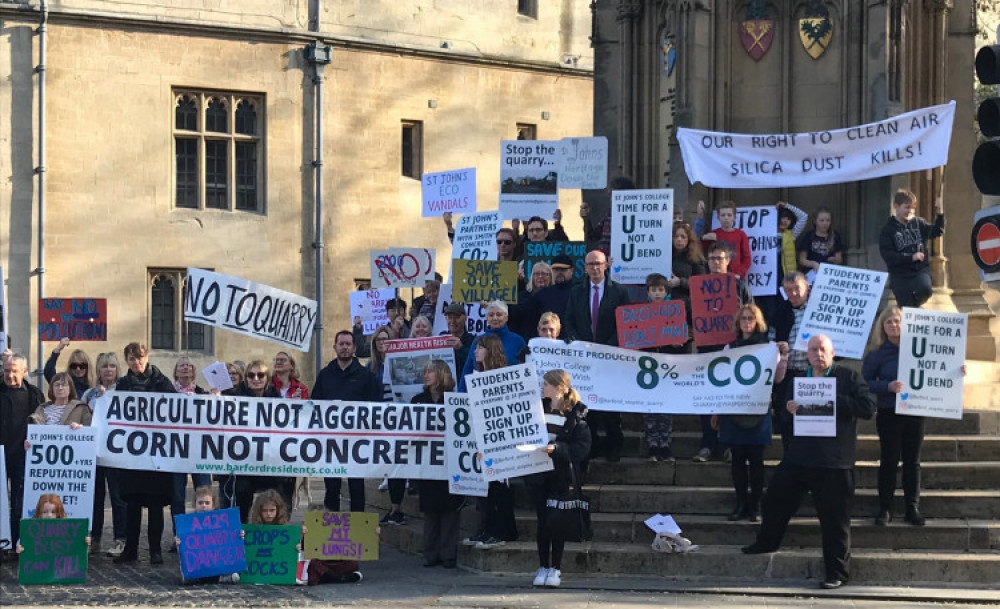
465, 363, 552, 481
384, 337, 457, 403
610, 189, 674, 284
897, 308, 967, 420
22, 425, 97, 527
557, 136, 608, 189
452, 211, 501, 267
184, 268, 318, 351
349, 289, 395, 335
794, 264, 887, 359
711, 206, 779, 296
0, 446, 10, 550
431, 284, 488, 337
370, 248, 437, 289
677, 101, 956, 188
422, 168, 476, 217
527, 338, 778, 414
444, 393, 488, 497
92, 392, 448, 480
793, 378, 837, 437
500, 140, 560, 219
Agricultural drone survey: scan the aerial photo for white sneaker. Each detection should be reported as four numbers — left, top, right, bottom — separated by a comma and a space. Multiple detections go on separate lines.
218, 573, 240, 584
377, 478, 389, 491
532, 567, 549, 586
107, 539, 126, 557
545, 568, 561, 587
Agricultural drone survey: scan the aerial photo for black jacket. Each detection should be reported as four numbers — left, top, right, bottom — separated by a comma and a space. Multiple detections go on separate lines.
671, 251, 708, 301
412, 390, 464, 513
562, 279, 631, 345
541, 401, 591, 495
311, 358, 383, 402
0, 380, 46, 467
878, 214, 945, 277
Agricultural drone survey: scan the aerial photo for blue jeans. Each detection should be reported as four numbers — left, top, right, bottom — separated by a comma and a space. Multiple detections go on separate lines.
171, 473, 213, 534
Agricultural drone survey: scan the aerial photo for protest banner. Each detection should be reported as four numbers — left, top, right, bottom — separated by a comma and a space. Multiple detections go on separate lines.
793, 378, 837, 437
794, 264, 887, 358
527, 338, 779, 415
384, 336, 458, 403
689, 273, 741, 347
184, 268, 318, 351
465, 363, 553, 481
422, 168, 476, 216
711, 206, 779, 296
176, 508, 246, 580
557, 136, 608, 189
616, 300, 689, 350
18, 518, 88, 584
37, 298, 107, 342
432, 284, 488, 336
451, 259, 517, 304
241, 524, 299, 585
0, 447, 10, 550
303, 511, 378, 561
677, 101, 955, 188
523, 241, 587, 283
0, 266, 8, 351
450, 210, 503, 280
896, 308, 967, 420
349, 288, 395, 335
22, 425, 96, 527
444, 393, 488, 497
370, 247, 437, 289
610, 189, 673, 284
500, 139, 560, 218
92, 392, 448, 480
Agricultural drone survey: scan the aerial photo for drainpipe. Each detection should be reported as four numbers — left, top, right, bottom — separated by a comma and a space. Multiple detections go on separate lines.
34, 0, 48, 383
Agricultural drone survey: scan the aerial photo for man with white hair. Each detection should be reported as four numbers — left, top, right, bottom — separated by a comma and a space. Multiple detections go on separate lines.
1, 352, 46, 547
742, 334, 875, 590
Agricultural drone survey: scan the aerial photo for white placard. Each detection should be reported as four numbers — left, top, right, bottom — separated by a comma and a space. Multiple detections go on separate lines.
422, 168, 476, 217
793, 377, 837, 437
452, 211, 502, 262
22, 425, 98, 527
465, 363, 553, 481
499, 140, 560, 219
794, 264, 887, 359
711, 206, 779, 296
0, 446, 10, 550
384, 337, 458, 404
432, 284, 488, 337
610, 189, 674, 284
444, 393, 488, 497
644, 513, 681, 536
557, 136, 608, 189
677, 101, 956, 188
896, 308, 967, 420
202, 361, 234, 392
184, 268, 318, 351
349, 289, 395, 335
370, 248, 437, 289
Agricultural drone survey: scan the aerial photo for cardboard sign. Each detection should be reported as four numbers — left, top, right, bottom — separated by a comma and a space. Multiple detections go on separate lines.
37, 298, 107, 341
610, 189, 674, 284
689, 274, 740, 347
896, 308, 967, 420
0, 446, 10, 551
176, 508, 246, 580
349, 288, 395, 335
184, 268, 318, 351
384, 336, 457, 403
524, 241, 587, 284
422, 168, 476, 216
499, 140, 560, 219
444, 393, 488, 497
431, 284, 488, 337
616, 300, 689, 350
241, 524, 299, 585
465, 363, 552, 481
18, 518, 88, 584
370, 248, 437, 289
794, 264, 887, 359
793, 377, 837, 437
303, 511, 378, 561
23, 425, 97, 527
451, 259, 518, 304
451, 210, 502, 279
557, 136, 608, 189
711, 206, 780, 296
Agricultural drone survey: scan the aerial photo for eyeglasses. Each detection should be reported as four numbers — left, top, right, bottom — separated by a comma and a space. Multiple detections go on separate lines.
527, 227, 545, 233
69, 363, 88, 370
708, 256, 728, 261
247, 372, 268, 380
585, 262, 604, 267
496, 239, 514, 245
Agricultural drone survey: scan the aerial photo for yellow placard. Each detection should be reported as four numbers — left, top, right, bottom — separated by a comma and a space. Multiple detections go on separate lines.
451, 259, 518, 304
303, 511, 379, 561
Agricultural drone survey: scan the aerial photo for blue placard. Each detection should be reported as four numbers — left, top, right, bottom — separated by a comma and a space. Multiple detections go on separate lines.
175, 507, 246, 580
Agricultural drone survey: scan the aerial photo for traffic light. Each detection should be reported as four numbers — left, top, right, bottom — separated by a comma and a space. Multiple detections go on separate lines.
974, 44, 1000, 195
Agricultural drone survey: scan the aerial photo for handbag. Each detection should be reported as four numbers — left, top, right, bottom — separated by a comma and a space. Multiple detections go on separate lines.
543, 461, 591, 542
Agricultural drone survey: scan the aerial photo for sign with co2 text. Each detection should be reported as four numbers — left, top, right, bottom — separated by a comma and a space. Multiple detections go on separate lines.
444, 393, 488, 497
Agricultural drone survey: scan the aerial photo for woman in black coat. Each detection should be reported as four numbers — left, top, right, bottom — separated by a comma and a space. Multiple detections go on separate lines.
531, 369, 591, 588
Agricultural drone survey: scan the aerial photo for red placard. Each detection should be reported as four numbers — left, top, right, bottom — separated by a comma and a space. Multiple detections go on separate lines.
616, 300, 689, 350
37, 298, 108, 341
689, 274, 740, 347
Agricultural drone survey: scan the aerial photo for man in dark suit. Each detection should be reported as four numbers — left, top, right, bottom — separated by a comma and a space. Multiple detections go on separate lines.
561, 249, 631, 461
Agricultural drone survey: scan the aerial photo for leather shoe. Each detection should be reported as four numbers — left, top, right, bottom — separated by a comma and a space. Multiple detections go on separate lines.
904, 506, 926, 526
150, 552, 163, 565
874, 510, 891, 526
113, 553, 138, 564
728, 501, 746, 521
820, 578, 845, 589
741, 543, 776, 555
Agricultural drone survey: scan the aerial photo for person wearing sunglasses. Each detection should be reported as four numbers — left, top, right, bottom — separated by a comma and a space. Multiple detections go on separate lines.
442, 215, 522, 263
43, 337, 93, 397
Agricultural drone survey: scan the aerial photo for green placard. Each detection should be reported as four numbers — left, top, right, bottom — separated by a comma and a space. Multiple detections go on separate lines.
18, 518, 88, 585
241, 524, 299, 585
303, 511, 378, 561
451, 259, 518, 304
